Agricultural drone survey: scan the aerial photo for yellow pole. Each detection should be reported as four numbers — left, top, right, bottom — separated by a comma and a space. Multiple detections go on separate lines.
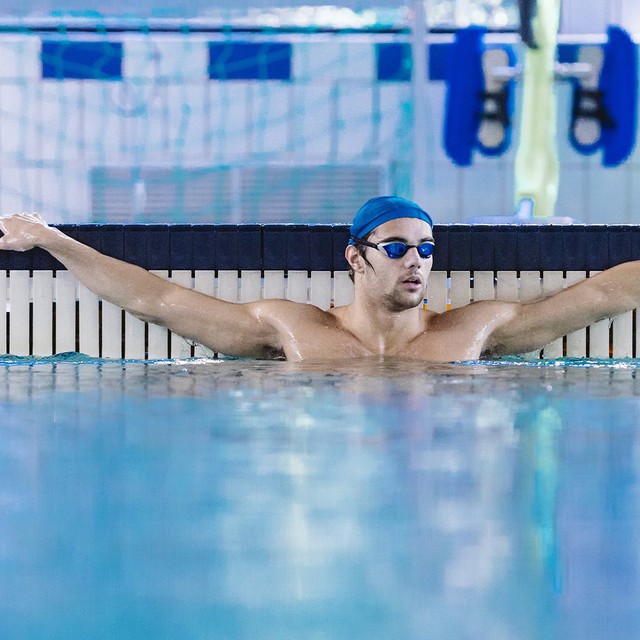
514, 0, 561, 217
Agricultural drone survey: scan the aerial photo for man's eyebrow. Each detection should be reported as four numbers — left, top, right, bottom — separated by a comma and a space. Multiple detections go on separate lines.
379, 235, 435, 243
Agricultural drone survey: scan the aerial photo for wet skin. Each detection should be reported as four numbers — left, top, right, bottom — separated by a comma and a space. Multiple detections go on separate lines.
249, 218, 501, 361
1, 213, 638, 362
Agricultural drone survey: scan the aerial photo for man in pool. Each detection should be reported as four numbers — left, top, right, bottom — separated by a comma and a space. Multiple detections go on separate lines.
0, 196, 636, 361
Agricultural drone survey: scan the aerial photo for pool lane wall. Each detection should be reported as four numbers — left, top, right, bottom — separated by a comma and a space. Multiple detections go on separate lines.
0, 223, 638, 359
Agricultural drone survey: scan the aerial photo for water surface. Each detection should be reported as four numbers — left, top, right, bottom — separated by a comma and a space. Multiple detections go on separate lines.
1, 356, 639, 639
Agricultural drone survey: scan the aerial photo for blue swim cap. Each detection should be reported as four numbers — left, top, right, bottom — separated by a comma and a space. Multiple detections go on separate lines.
349, 196, 433, 244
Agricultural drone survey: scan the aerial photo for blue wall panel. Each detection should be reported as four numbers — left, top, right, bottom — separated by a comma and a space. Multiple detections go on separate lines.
208, 42, 292, 80
41, 41, 123, 80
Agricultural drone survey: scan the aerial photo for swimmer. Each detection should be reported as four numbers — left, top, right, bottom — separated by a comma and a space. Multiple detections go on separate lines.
0, 196, 636, 361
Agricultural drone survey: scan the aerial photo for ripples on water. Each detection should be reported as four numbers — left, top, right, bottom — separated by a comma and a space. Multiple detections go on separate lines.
0, 354, 639, 639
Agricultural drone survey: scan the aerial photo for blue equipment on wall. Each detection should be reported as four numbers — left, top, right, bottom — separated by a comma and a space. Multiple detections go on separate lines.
569, 25, 638, 167
443, 26, 517, 166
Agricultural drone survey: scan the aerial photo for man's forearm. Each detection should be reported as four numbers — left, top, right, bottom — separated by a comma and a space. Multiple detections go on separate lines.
38, 226, 173, 322
589, 261, 640, 317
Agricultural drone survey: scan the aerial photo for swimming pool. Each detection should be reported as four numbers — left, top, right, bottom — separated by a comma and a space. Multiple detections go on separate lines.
1, 355, 639, 639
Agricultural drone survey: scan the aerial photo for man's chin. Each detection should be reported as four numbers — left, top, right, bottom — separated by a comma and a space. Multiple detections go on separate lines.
387, 292, 425, 312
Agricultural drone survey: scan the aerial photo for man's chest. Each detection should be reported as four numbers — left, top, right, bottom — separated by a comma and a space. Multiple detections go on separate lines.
279, 321, 487, 362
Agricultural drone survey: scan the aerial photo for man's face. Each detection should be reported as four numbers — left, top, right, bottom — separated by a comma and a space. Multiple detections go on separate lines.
357, 217, 434, 312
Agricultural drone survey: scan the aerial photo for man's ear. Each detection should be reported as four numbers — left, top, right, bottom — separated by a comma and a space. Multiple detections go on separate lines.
345, 245, 366, 275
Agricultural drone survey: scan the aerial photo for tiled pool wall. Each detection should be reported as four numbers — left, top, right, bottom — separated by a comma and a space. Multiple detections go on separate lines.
0, 30, 638, 223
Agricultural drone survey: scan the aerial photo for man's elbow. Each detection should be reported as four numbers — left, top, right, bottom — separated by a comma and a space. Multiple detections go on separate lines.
126, 294, 172, 326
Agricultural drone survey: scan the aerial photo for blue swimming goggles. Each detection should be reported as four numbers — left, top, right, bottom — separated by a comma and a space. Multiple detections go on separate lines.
350, 236, 435, 259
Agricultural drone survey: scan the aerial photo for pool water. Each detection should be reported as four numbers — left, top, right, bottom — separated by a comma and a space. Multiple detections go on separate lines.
1, 355, 640, 639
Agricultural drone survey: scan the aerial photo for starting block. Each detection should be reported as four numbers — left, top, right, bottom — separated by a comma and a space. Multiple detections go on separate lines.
443, 25, 637, 168
443, 26, 517, 166
568, 26, 638, 167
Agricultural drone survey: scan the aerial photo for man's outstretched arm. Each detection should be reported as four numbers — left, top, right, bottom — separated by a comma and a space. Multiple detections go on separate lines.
0, 213, 283, 358
483, 261, 640, 356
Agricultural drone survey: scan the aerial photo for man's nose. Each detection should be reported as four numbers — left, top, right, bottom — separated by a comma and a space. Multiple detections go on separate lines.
402, 246, 421, 266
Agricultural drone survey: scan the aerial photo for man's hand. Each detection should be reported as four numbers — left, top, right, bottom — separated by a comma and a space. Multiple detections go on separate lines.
0, 212, 52, 252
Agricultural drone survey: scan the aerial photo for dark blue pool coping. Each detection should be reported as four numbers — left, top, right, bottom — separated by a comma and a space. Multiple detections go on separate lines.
1, 224, 639, 272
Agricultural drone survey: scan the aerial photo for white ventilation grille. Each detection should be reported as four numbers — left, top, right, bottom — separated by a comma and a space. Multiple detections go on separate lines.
91, 165, 385, 223
239, 165, 384, 222
91, 167, 235, 223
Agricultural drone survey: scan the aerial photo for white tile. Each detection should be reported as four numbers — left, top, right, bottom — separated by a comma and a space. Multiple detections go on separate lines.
291, 82, 333, 161
118, 81, 168, 164
586, 165, 631, 223
123, 36, 209, 81
425, 161, 463, 222
293, 40, 374, 81
82, 83, 129, 165
0, 83, 41, 161
628, 162, 640, 223
0, 36, 41, 79
166, 83, 209, 163
461, 166, 510, 219
425, 81, 448, 164
336, 81, 374, 161
555, 163, 589, 221
208, 82, 251, 162
0, 165, 26, 213
40, 81, 84, 162
249, 82, 292, 156
38, 165, 91, 223
0, 164, 39, 214
378, 83, 412, 161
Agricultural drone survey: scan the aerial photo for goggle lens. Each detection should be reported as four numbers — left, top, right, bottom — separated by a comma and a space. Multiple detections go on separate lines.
380, 242, 434, 259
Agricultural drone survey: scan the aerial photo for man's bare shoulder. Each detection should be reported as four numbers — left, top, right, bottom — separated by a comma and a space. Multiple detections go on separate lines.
428, 299, 518, 327
244, 299, 359, 360
248, 298, 338, 325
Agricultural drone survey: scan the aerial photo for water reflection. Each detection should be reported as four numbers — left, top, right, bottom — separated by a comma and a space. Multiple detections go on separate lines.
0, 358, 639, 638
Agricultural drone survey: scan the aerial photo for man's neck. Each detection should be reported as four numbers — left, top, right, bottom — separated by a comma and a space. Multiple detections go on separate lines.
337, 297, 426, 355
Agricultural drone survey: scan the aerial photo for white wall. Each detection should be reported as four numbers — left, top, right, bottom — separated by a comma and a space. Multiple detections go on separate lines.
561, 0, 640, 35
0, 28, 638, 224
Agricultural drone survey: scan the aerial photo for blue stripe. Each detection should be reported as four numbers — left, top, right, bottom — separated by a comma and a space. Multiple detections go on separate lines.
517, 227, 541, 271
124, 225, 151, 269
286, 226, 310, 271
540, 226, 564, 271
585, 227, 609, 271
494, 229, 517, 271
191, 225, 217, 271
101, 226, 125, 262
170, 226, 194, 271
376, 42, 465, 82
608, 226, 634, 269
238, 227, 262, 270
332, 227, 350, 271
562, 227, 586, 271
447, 226, 472, 271
376, 43, 411, 81
145, 226, 170, 270
263, 225, 289, 270
214, 226, 240, 270
208, 42, 292, 80
41, 41, 123, 80
470, 227, 495, 271
309, 226, 334, 271
432, 226, 448, 272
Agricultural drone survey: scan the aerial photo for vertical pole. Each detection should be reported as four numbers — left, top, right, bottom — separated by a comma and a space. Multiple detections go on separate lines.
411, 0, 429, 207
